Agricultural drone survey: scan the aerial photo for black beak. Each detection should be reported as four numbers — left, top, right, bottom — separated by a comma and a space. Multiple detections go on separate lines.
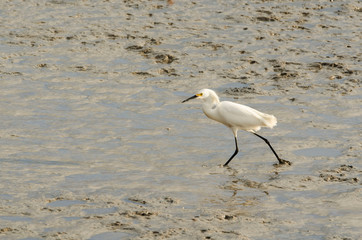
182, 95, 198, 103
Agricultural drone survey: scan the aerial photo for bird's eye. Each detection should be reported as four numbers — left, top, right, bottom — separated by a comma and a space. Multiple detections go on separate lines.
197, 93, 203, 97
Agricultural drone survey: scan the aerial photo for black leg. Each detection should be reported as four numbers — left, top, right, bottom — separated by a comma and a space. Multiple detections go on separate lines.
253, 133, 291, 165
223, 137, 239, 166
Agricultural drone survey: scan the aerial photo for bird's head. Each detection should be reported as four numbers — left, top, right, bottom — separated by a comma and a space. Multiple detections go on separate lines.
182, 89, 218, 103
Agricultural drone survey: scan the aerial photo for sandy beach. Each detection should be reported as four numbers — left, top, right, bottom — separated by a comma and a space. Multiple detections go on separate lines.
0, 0, 361, 239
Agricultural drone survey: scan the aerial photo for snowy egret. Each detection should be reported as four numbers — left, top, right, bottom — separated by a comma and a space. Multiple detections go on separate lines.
182, 89, 291, 166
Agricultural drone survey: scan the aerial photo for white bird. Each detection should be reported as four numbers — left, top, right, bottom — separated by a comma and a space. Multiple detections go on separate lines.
182, 89, 291, 166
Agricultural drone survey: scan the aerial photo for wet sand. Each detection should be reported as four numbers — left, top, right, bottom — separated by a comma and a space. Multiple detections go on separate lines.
0, 0, 361, 239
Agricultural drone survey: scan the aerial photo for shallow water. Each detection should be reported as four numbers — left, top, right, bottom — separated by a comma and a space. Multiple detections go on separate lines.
0, 0, 361, 239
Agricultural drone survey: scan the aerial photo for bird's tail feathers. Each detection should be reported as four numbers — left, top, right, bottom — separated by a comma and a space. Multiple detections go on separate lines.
262, 113, 277, 129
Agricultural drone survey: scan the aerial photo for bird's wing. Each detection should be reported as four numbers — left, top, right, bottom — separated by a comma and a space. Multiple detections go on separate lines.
217, 101, 272, 131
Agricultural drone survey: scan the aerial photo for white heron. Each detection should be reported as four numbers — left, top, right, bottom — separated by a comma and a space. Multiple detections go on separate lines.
182, 89, 290, 166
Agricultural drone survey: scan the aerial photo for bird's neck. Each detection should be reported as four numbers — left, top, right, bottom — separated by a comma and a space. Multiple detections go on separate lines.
201, 93, 220, 118
203, 93, 220, 106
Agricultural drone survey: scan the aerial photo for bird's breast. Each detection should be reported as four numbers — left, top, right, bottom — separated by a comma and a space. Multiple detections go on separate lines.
202, 105, 227, 125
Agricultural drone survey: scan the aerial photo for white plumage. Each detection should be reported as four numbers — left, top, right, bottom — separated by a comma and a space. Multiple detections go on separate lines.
182, 89, 290, 166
